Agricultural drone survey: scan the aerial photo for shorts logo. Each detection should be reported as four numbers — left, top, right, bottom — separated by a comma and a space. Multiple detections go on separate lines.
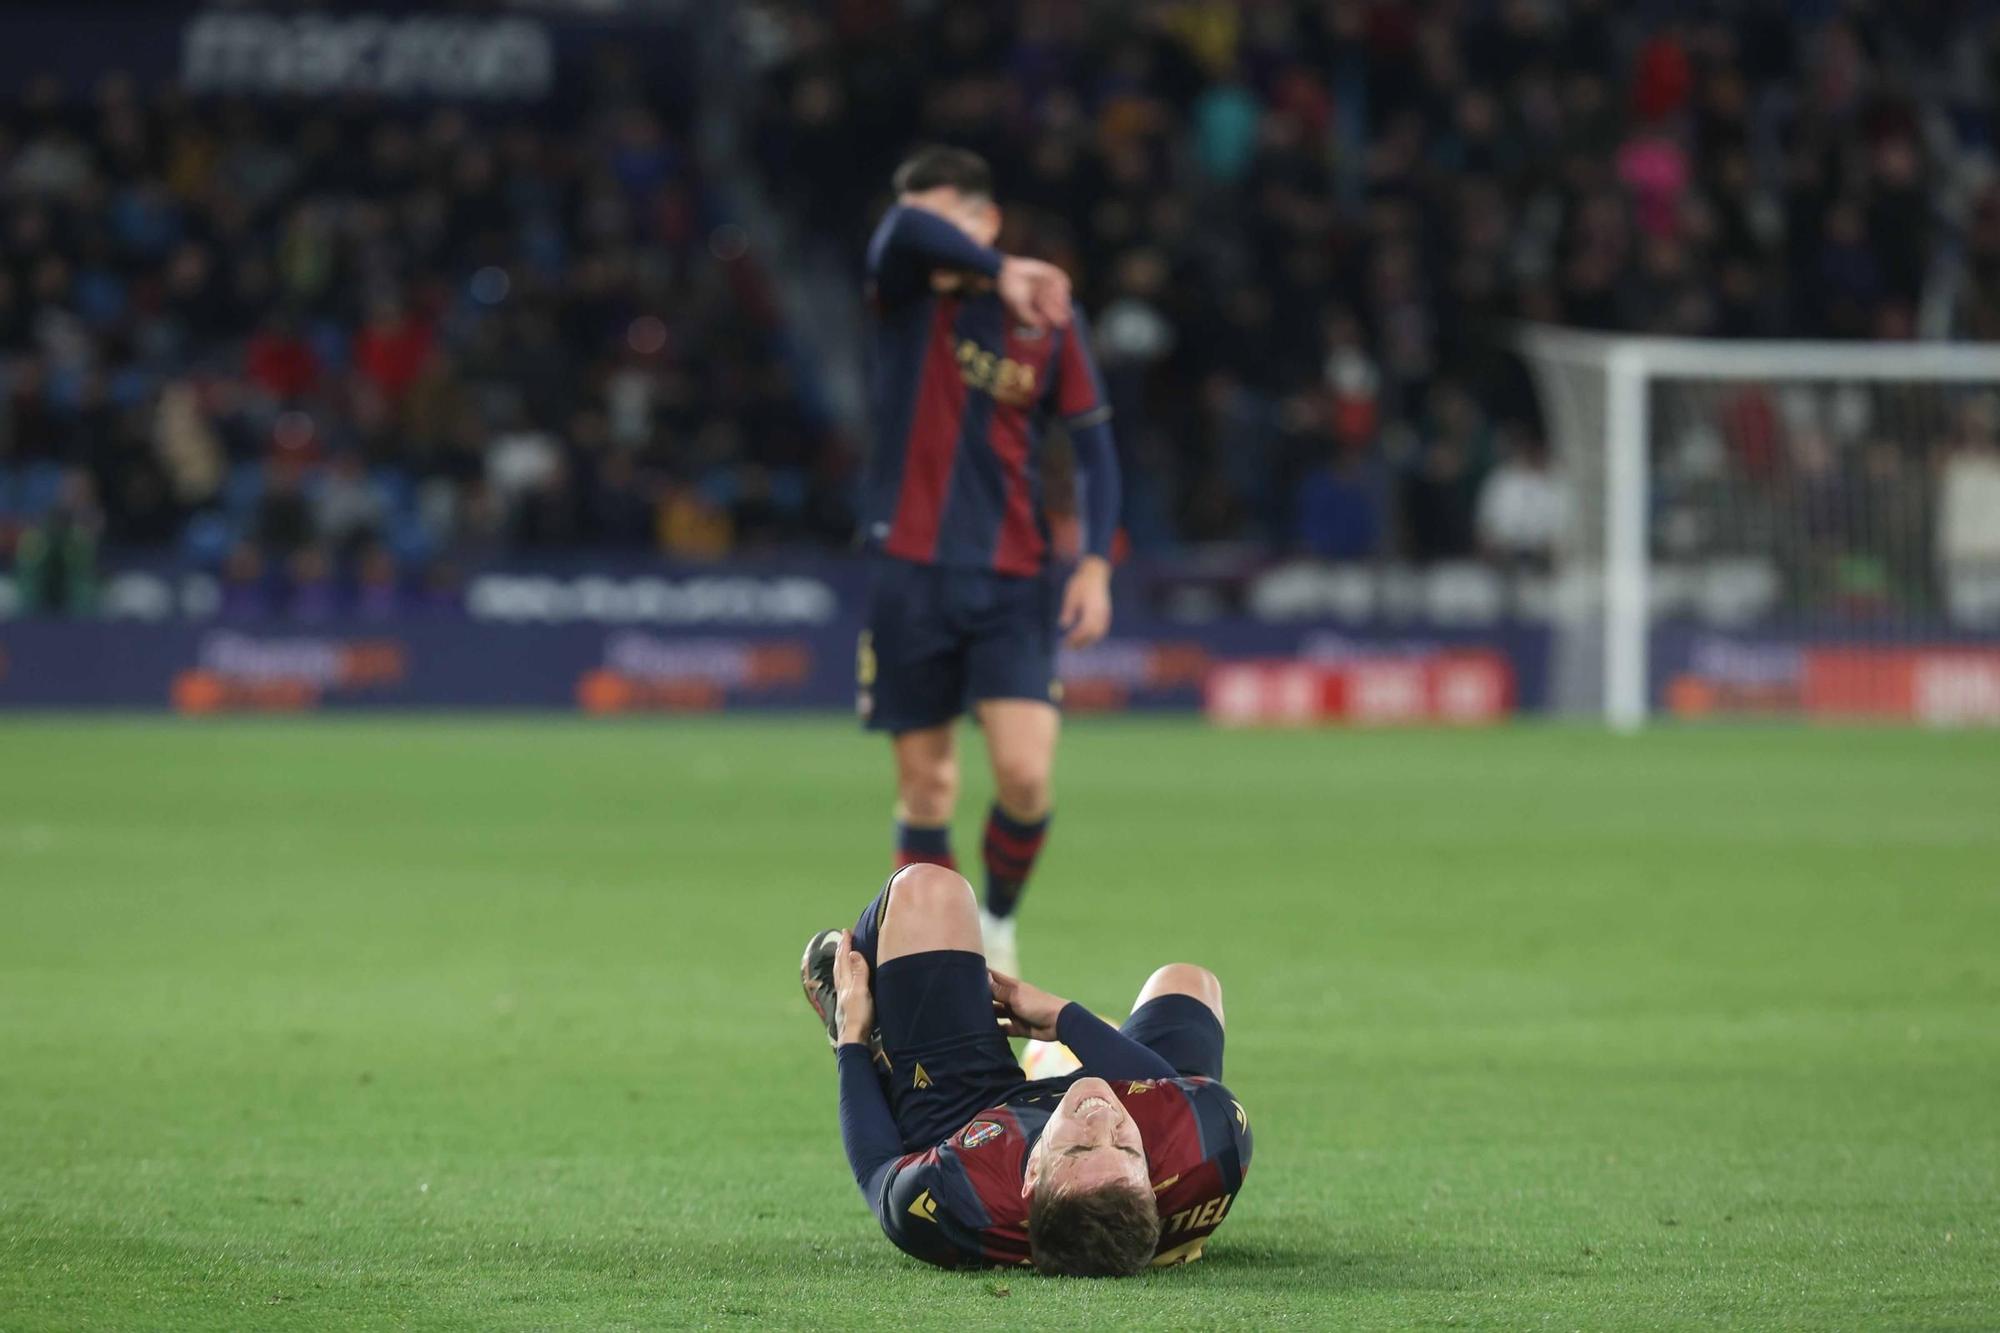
856, 630, 877, 688
856, 631, 877, 720
908, 1189, 939, 1221
960, 1121, 1003, 1149
911, 1062, 932, 1090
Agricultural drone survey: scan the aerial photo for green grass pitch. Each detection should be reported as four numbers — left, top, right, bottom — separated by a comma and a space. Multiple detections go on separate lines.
2, 717, 1997, 1329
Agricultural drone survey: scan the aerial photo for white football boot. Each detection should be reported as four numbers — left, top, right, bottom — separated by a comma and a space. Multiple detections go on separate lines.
979, 907, 1019, 979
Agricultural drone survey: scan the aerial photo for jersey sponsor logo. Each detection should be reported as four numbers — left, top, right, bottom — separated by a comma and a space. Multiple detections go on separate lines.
955, 338, 1039, 407
908, 1189, 939, 1222
912, 1061, 932, 1090
960, 1120, 1004, 1149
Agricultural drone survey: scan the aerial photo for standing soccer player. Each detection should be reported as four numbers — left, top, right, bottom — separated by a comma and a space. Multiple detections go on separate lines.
855, 146, 1121, 976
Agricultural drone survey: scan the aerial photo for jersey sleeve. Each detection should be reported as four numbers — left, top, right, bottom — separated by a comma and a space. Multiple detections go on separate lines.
865, 205, 1005, 307
1056, 1003, 1177, 1080
1051, 312, 1112, 428
1045, 313, 1120, 559
840, 1047, 980, 1267
871, 1149, 980, 1268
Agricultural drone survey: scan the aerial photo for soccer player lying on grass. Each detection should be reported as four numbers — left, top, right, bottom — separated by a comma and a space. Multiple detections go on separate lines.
800, 864, 1252, 1276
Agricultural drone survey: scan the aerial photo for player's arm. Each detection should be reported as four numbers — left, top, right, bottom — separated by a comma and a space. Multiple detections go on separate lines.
831, 931, 900, 1187
866, 206, 1072, 328
866, 204, 1003, 303
1052, 312, 1120, 646
836, 1043, 904, 1190
830, 933, 972, 1265
990, 970, 1175, 1081
1054, 1003, 1176, 1081
837, 1052, 973, 1267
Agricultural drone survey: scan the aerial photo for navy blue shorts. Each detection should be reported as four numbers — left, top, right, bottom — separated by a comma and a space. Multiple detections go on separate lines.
850, 877, 1227, 1148
857, 555, 1061, 734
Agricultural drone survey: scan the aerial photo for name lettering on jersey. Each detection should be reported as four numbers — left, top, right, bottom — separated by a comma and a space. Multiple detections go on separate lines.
908, 1189, 939, 1222
1166, 1193, 1233, 1235
955, 339, 1038, 407
960, 1120, 1003, 1149
911, 1062, 932, 1090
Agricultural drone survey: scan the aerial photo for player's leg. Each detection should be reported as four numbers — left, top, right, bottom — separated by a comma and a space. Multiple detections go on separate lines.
861, 557, 968, 867
891, 723, 959, 869
871, 861, 984, 961
847, 863, 1024, 1147
975, 696, 1057, 903
964, 569, 1064, 974
801, 862, 985, 1043
1120, 963, 1227, 1080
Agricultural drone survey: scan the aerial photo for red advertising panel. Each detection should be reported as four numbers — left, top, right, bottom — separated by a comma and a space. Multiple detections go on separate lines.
1204, 653, 1514, 727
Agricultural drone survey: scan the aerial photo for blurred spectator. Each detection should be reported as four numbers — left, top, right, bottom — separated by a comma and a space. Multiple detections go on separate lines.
14, 469, 102, 615
253, 459, 312, 561
1402, 442, 1477, 564
1294, 445, 1383, 562
1476, 434, 1570, 569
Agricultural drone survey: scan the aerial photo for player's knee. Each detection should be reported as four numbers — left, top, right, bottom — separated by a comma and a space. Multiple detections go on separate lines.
991, 758, 1051, 817
1142, 963, 1224, 1025
887, 861, 977, 918
898, 758, 958, 823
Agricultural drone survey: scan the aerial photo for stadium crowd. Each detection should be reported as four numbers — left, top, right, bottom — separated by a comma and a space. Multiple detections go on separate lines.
1, 49, 848, 613
751, 0, 2000, 559
7, 0, 2000, 615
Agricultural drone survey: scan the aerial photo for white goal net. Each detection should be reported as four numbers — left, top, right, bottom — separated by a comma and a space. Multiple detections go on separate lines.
1517, 327, 2000, 729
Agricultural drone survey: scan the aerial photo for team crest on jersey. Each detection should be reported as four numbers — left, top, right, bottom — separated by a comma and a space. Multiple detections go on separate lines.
960, 1120, 1004, 1149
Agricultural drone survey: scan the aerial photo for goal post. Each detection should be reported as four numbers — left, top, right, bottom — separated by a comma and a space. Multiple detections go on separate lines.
1515, 326, 2000, 729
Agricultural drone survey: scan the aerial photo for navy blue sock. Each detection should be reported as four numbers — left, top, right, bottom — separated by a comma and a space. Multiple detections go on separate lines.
982, 805, 1050, 919
895, 821, 954, 871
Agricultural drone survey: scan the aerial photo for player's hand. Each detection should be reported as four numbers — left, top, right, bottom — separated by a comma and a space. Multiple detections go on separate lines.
989, 968, 1066, 1042
833, 930, 874, 1046
1059, 556, 1112, 648
996, 257, 1072, 332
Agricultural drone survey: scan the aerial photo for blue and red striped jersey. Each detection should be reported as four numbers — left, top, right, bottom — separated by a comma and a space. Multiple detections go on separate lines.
871, 1074, 1253, 1270
861, 207, 1115, 577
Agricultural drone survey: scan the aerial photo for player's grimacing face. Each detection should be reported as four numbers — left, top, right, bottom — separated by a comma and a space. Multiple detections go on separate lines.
1022, 1076, 1149, 1199
901, 186, 1001, 247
